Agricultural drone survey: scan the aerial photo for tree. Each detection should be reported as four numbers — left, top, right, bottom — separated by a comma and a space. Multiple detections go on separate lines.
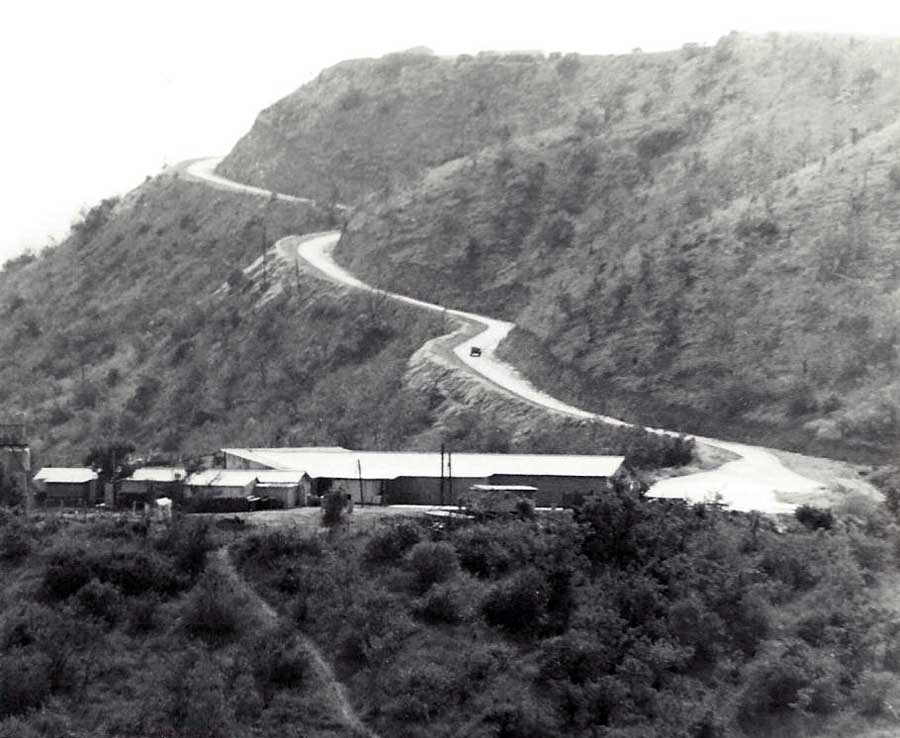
83, 442, 135, 485
321, 486, 349, 531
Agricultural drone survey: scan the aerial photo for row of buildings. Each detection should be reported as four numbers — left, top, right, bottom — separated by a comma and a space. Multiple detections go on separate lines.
31, 446, 628, 511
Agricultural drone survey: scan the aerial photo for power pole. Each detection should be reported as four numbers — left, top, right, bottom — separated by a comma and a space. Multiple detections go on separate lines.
357, 459, 365, 506
447, 449, 453, 506
439, 444, 445, 505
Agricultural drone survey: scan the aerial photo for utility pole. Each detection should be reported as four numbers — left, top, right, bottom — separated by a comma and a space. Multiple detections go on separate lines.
439, 444, 445, 505
357, 459, 365, 506
447, 449, 453, 506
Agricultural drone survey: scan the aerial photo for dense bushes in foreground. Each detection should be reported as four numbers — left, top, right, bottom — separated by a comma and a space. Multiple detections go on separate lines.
0, 513, 347, 737
2, 491, 899, 737
233, 492, 900, 738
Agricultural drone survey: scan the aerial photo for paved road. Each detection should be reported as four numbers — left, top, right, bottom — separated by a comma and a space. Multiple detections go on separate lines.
184, 157, 835, 514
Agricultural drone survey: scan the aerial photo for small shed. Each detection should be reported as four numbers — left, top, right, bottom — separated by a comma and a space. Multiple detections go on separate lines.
33, 467, 99, 506
254, 471, 311, 508
119, 467, 186, 505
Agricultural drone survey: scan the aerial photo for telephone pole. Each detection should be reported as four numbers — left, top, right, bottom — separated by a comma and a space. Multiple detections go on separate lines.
439, 444, 445, 505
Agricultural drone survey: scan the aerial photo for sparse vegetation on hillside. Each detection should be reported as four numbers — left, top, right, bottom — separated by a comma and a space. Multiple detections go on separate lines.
0, 169, 696, 471
305, 33, 900, 462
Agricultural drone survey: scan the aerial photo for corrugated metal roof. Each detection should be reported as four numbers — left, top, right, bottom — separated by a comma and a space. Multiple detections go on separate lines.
255, 471, 308, 484
34, 467, 98, 484
221, 448, 624, 481
186, 470, 258, 487
471, 484, 538, 492
128, 467, 186, 483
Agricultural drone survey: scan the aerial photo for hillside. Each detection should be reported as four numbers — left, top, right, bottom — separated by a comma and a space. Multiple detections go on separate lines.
0, 170, 691, 471
284, 32, 900, 461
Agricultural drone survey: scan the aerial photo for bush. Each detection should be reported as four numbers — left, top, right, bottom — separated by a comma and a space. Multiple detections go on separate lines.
0, 649, 52, 718
412, 578, 481, 625
236, 530, 324, 569
0, 717, 40, 738
157, 517, 215, 578
453, 525, 515, 578
482, 568, 549, 636
407, 541, 459, 593
181, 569, 248, 645
737, 642, 842, 723
245, 628, 308, 703
636, 127, 687, 160
321, 488, 349, 529
365, 521, 422, 563
889, 163, 900, 192
42, 543, 184, 602
794, 505, 834, 531
125, 594, 160, 635
853, 670, 900, 716
0, 523, 30, 562
786, 383, 819, 417
75, 578, 122, 624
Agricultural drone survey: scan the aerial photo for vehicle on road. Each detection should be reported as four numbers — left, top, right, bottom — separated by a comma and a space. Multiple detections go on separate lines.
469, 346, 482, 357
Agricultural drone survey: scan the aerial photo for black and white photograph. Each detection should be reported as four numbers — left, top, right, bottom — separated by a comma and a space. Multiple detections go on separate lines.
2, 1, 900, 735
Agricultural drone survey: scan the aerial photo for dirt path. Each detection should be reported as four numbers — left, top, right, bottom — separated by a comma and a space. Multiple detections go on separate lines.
213, 547, 380, 738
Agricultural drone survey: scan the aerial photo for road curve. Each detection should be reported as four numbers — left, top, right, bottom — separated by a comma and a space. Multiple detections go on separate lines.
184, 157, 829, 514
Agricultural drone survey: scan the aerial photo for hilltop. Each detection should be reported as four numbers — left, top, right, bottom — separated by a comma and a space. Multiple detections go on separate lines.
217, 32, 900, 461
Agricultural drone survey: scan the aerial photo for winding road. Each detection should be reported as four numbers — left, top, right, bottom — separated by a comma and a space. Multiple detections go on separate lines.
184, 157, 868, 515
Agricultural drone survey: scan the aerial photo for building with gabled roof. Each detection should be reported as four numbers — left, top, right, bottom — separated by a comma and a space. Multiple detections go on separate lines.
119, 467, 187, 506
184, 469, 310, 511
33, 467, 99, 506
221, 448, 625, 506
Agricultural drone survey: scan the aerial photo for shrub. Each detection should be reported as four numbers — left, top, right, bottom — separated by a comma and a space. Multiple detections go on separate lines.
453, 525, 515, 578
407, 541, 459, 593
365, 521, 422, 563
0, 717, 40, 738
42, 544, 182, 600
853, 670, 900, 716
164, 649, 234, 738
0, 649, 52, 718
482, 568, 549, 636
384, 661, 459, 724
157, 517, 215, 578
41, 546, 93, 600
412, 578, 481, 625
794, 505, 834, 531
181, 569, 248, 645
321, 488, 349, 529
556, 52, 582, 80
338, 88, 366, 111
636, 127, 687, 160
75, 578, 122, 624
245, 628, 308, 703
125, 594, 160, 635
889, 163, 900, 192
759, 536, 820, 592
737, 642, 842, 723
786, 383, 818, 417
0, 522, 30, 562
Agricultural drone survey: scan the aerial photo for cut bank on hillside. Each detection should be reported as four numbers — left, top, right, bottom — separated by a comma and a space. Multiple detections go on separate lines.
219, 33, 900, 462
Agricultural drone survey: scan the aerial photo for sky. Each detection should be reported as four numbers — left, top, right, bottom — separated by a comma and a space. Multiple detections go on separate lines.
2, 0, 900, 262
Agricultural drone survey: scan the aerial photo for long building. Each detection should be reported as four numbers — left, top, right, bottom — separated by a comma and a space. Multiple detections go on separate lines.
222, 447, 625, 506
